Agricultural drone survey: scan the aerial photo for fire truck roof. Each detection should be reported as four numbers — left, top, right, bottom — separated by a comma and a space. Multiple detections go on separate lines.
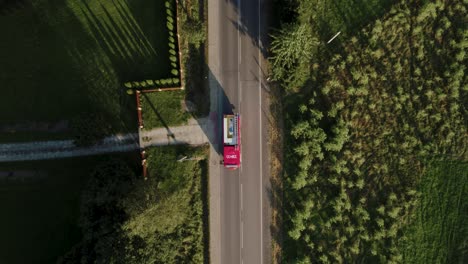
223, 114, 238, 145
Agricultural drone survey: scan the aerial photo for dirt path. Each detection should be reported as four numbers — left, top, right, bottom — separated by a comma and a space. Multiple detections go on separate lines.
139, 117, 212, 148
0, 119, 212, 162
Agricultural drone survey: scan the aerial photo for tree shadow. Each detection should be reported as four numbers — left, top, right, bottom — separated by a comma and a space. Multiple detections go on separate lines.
193, 67, 235, 155
184, 43, 210, 117
123, 0, 174, 79
0, 0, 29, 15
225, 0, 271, 59
74, 0, 172, 81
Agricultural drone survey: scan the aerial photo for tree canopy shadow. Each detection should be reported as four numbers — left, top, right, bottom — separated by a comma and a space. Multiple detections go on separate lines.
225, 0, 271, 59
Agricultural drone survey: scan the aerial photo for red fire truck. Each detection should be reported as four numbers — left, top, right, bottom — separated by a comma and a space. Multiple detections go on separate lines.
222, 114, 241, 169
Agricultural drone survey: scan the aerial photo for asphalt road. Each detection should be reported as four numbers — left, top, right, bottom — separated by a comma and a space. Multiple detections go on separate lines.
211, 0, 270, 263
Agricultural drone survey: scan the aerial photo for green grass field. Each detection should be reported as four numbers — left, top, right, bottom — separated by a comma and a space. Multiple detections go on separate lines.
141, 90, 191, 129
398, 160, 468, 263
0, 0, 173, 140
0, 156, 111, 264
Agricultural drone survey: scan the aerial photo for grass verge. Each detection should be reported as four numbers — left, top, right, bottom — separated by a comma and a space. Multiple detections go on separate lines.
268, 81, 285, 263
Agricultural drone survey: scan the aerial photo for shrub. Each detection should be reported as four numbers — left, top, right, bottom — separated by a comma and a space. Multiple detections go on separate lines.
161, 79, 168, 85
173, 78, 180, 84
170, 56, 177, 62
171, 69, 179, 76
124, 82, 132, 88
167, 9, 173, 17
155, 80, 161, 85
167, 78, 174, 85
165, 1, 171, 9
169, 36, 175, 43
167, 16, 174, 24
169, 49, 176, 55
167, 22, 174, 31
169, 31, 174, 37
171, 62, 177, 68
182, 19, 206, 49
132, 81, 140, 88
126, 89, 134, 95
140, 81, 148, 87
147, 80, 154, 86
169, 43, 176, 49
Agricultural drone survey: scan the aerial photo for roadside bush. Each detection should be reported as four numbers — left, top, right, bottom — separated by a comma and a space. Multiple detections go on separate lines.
182, 19, 206, 48
170, 56, 177, 62
171, 69, 179, 76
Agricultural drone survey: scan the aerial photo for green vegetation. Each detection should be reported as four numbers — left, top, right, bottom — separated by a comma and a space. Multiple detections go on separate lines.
303, 0, 394, 40
59, 146, 209, 263
0, 0, 174, 141
141, 90, 191, 129
0, 156, 122, 264
271, 0, 467, 262
178, 0, 210, 116
398, 160, 468, 263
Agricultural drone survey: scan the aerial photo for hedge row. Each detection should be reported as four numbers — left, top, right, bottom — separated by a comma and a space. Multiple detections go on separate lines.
166, 0, 179, 73
124, 78, 180, 89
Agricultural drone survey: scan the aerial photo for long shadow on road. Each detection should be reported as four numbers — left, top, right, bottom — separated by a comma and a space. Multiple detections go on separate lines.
194, 67, 234, 155
225, 0, 271, 59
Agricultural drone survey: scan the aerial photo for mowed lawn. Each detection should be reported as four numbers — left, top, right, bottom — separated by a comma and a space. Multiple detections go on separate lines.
399, 160, 468, 263
141, 90, 191, 129
0, 0, 172, 140
0, 156, 120, 264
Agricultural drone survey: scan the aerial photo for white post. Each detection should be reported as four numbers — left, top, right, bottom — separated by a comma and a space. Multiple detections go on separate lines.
327, 31, 341, 44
